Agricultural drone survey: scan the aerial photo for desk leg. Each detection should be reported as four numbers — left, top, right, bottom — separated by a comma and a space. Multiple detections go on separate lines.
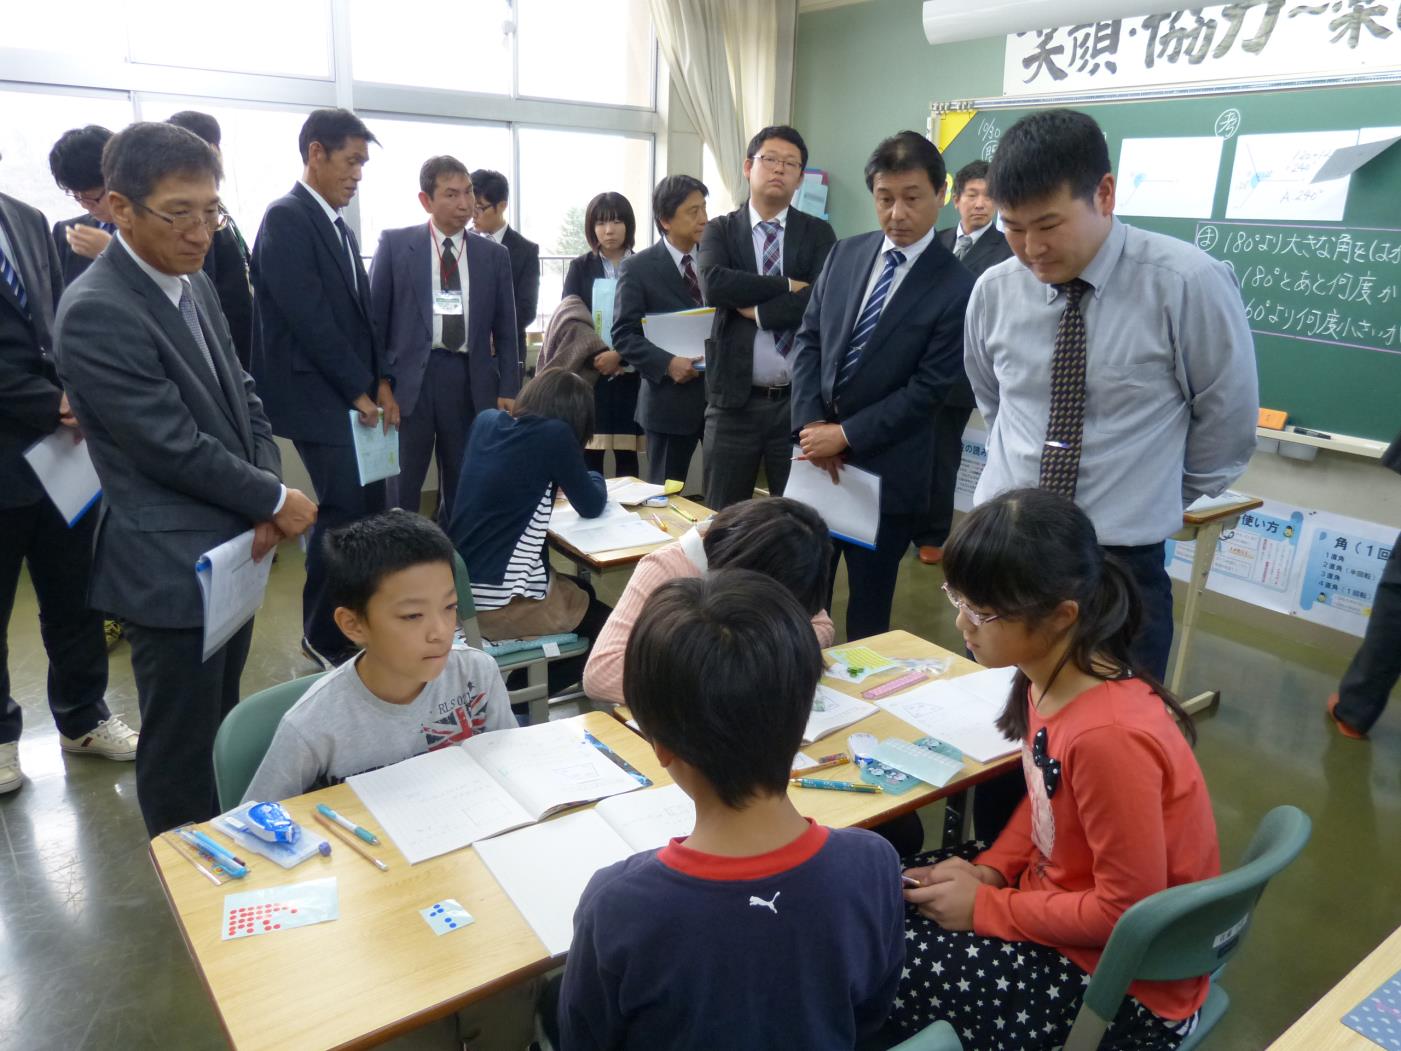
1170, 521, 1220, 695
941, 790, 968, 848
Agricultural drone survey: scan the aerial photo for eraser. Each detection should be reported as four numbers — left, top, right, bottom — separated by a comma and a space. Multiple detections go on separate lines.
1258, 408, 1288, 429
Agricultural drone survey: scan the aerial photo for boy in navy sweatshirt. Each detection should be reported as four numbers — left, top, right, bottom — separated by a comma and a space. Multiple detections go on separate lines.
557, 569, 905, 1050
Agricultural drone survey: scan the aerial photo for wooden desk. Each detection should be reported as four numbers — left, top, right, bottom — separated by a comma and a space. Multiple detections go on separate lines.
150, 713, 667, 1051
1169, 496, 1264, 714
1268, 924, 1401, 1050
548, 479, 714, 577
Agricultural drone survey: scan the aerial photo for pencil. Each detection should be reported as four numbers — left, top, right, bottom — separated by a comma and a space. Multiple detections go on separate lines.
791, 754, 851, 777
648, 513, 671, 534
314, 812, 390, 871
671, 503, 698, 522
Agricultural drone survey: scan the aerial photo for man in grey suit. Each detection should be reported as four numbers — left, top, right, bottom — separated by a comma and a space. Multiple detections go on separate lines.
56, 123, 316, 834
613, 174, 710, 486
368, 156, 518, 520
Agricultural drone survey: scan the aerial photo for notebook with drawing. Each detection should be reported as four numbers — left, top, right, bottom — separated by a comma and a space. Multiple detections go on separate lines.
347, 721, 645, 864
475, 784, 696, 955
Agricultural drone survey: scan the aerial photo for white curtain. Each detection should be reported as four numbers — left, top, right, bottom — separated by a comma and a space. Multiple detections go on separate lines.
649, 0, 796, 205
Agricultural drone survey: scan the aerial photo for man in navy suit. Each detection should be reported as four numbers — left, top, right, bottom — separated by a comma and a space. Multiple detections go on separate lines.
471, 169, 538, 380
250, 108, 396, 668
369, 156, 518, 520
914, 159, 1015, 566
792, 132, 973, 640
48, 125, 117, 287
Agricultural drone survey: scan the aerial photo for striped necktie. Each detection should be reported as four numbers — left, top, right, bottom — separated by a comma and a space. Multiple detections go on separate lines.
838, 247, 905, 390
680, 252, 702, 306
758, 219, 793, 357
1039, 278, 1092, 498
0, 241, 28, 314
954, 234, 973, 259
178, 283, 221, 384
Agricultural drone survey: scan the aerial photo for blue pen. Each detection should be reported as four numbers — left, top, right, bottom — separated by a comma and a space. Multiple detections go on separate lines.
788, 777, 883, 794
178, 828, 248, 878
316, 803, 380, 845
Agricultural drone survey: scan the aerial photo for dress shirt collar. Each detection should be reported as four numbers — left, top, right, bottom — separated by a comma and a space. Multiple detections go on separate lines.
749, 202, 791, 231
661, 235, 697, 272
432, 223, 465, 252
114, 232, 185, 309
477, 223, 508, 244
880, 223, 936, 267
297, 179, 342, 225
1043, 216, 1125, 303
959, 220, 993, 244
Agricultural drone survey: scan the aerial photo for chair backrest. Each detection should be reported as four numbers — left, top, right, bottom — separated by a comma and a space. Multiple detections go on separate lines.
212, 674, 324, 809
452, 550, 484, 647
1066, 805, 1312, 1050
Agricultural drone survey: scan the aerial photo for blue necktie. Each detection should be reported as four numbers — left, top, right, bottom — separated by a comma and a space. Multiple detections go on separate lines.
839, 247, 905, 389
0, 241, 27, 314
99, 222, 116, 234
759, 219, 793, 358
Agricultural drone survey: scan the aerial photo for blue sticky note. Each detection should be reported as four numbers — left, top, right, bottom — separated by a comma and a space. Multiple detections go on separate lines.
419, 898, 474, 936
1342, 969, 1401, 1050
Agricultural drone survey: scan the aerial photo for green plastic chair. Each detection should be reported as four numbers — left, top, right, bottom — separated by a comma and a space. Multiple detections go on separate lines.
212, 673, 324, 809
888, 804, 1312, 1051
452, 551, 589, 725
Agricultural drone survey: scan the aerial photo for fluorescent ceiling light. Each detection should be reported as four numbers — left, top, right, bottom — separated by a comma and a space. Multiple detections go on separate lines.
923, 0, 1186, 45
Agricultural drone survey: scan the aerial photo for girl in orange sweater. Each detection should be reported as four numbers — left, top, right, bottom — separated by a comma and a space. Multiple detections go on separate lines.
890, 489, 1219, 1050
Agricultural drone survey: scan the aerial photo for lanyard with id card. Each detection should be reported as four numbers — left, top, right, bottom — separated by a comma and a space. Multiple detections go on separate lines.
429, 223, 466, 319
433, 290, 464, 315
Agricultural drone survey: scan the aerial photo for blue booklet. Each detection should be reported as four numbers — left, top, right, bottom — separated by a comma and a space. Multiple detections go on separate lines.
1343, 968, 1401, 1050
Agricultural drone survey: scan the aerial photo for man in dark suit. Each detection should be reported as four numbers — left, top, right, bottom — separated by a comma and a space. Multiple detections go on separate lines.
55, 123, 316, 833
250, 108, 396, 668
48, 125, 117, 287
166, 111, 256, 370
471, 169, 538, 379
369, 156, 518, 520
0, 183, 128, 796
915, 159, 1015, 565
698, 125, 836, 509
613, 175, 710, 486
792, 132, 973, 640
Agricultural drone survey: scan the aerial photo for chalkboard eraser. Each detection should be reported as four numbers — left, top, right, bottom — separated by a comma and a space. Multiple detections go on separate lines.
1258, 408, 1288, 429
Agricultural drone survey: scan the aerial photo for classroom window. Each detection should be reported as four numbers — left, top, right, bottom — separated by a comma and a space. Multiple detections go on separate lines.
0, 87, 135, 227
0, 4, 128, 61
126, 0, 334, 79
515, 0, 654, 108
355, 116, 512, 253
349, 0, 512, 95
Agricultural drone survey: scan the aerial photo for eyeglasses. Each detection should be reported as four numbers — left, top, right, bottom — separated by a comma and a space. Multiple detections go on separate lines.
1031, 727, 1061, 797
755, 153, 803, 173
133, 200, 227, 233
940, 582, 1003, 628
68, 188, 107, 207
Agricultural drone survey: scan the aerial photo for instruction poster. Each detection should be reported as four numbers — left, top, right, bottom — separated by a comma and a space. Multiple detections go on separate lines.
952, 428, 988, 514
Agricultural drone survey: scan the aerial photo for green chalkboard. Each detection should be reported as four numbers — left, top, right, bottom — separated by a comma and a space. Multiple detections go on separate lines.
937, 83, 1401, 442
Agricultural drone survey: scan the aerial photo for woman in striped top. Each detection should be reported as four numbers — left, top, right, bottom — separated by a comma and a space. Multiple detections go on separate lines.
447, 371, 611, 697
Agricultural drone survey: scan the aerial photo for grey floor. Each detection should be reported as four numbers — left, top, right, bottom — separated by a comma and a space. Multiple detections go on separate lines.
2, 537, 1398, 1051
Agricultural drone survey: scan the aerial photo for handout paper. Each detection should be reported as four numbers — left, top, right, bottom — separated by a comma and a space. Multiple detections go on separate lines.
196, 529, 274, 661
785, 452, 881, 550
641, 307, 713, 363
23, 429, 101, 525
348, 409, 400, 485
1115, 136, 1223, 219
549, 501, 670, 554
878, 666, 1020, 763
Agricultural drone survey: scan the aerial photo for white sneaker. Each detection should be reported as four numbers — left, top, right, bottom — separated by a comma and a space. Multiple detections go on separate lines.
59, 716, 139, 761
0, 742, 21, 793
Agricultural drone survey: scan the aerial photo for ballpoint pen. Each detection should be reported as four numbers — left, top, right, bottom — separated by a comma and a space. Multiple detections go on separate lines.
316, 802, 381, 845
315, 812, 389, 871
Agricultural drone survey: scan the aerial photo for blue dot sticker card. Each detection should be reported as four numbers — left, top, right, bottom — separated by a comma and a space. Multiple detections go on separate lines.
420, 899, 475, 936
1342, 968, 1401, 1050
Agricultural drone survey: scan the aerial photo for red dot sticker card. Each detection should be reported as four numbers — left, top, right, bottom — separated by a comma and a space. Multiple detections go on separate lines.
221, 877, 340, 941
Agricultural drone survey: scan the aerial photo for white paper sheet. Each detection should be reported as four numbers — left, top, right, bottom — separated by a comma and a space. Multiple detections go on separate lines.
593, 783, 695, 853
605, 479, 667, 505
784, 453, 881, 550
550, 501, 671, 554
1312, 130, 1401, 183
348, 746, 537, 864
1184, 489, 1253, 516
196, 529, 274, 661
348, 409, 401, 485
804, 685, 877, 745
475, 809, 634, 956
1115, 137, 1223, 219
878, 667, 1019, 763
22, 430, 100, 525
1225, 128, 1401, 222
640, 307, 713, 361
460, 720, 642, 819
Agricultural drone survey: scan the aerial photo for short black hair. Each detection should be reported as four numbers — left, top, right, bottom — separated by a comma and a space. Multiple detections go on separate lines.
324, 509, 456, 615
746, 125, 809, 170
167, 111, 221, 148
864, 130, 946, 195
652, 174, 707, 236
953, 159, 990, 198
49, 125, 113, 192
583, 191, 636, 253
298, 108, 378, 164
624, 570, 823, 808
420, 155, 470, 197
511, 369, 595, 446
470, 169, 509, 207
703, 497, 831, 617
102, 123, 223, 204
987, 109, 1109, 208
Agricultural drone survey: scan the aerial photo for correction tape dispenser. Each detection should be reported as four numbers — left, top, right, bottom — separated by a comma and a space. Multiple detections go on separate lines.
245, 801, 301, 845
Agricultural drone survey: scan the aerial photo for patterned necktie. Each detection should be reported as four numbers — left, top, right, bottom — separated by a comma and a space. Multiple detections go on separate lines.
178, 283, 221, 384
954, 234, 973, 259
839, 248, 905, 389
758, 219, 794, 358
440, 236, 465, 351
680, 253, 702, 306
334, 217, 361, 294
1039, 278, 1092, 498
0, 241, 28, 314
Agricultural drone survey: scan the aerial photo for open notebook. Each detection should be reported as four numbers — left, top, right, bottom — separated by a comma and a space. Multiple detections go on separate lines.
475, 783, 696, 956
347, 722, 644, 864
876, 666, 1020, 763
804, 685, 876, 744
